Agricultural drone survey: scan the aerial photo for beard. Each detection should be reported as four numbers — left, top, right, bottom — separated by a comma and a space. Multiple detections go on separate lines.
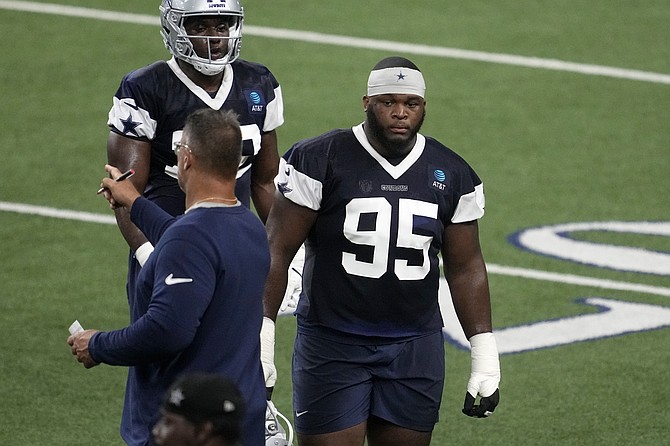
365, 107, 425, 158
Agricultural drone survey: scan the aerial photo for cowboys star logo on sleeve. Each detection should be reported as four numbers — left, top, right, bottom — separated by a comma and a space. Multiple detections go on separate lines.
108, 97, 157, 139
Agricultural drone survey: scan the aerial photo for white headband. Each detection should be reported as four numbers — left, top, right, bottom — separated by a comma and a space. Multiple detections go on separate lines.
367, 67, 426, 98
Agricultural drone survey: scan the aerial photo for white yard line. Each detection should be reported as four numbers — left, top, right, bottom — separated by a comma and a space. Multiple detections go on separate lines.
486, 264, 670, 298
2, 200, 669, 298
1, 1, 669, 84
0, 201, 116, 225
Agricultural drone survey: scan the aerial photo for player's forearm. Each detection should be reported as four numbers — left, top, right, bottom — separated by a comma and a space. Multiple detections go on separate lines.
129, 197, 177, 245
252, 130, 280, 223
114, 207, 149, 251
250, 180, 275, 223
262, 263, 290, 321
263, 224, 305, 320
447, 266, 493, 338
263, 232, 297, 320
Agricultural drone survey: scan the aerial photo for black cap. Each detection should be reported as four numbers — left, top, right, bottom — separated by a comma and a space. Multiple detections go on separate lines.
163, 373, 245, 436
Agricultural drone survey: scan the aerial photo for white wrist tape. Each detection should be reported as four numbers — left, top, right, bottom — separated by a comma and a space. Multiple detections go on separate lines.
468, 332, 500, 398
260, 317, 277, 387
135, 242, 154, 267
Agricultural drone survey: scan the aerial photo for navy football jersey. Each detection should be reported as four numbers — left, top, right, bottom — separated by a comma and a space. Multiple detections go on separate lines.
108, 57, 284, 214
276, 123, 485, 339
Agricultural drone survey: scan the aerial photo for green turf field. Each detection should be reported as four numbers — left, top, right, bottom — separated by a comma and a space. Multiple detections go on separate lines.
1, 1, 669, 444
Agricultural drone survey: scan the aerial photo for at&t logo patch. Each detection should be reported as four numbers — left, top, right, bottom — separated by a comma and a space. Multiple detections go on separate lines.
245, 90, 265, 113
432, 169, 446, 191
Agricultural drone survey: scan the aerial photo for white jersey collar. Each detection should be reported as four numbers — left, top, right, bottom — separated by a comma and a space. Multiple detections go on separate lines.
352, 122, 425, 180
167, 57, 233, 109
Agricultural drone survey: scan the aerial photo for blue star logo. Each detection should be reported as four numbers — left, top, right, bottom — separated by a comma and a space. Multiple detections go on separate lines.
120, 113, 141, 136
396, 71, 406, 81
277, 182, 292, 194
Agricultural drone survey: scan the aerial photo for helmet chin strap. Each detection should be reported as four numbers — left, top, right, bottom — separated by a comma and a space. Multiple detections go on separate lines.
182, 35, 238, 76
192, 61, 226, 76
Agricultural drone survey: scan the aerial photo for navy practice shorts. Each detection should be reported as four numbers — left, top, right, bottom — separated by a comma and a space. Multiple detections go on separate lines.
292, 330, 445, 435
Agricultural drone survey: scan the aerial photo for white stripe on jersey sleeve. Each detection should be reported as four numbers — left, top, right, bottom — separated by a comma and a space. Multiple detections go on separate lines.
263, 85, 285, 132
274, 159, 323, 211
451, 183, 485, 223
107, 97, 157, 139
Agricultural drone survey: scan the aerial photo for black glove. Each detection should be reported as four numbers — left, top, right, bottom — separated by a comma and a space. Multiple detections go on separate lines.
462, 388, 499, 418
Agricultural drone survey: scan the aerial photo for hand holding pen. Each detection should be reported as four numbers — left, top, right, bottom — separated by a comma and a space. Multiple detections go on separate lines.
98, 165, 141, 209
97, 168, 135, 194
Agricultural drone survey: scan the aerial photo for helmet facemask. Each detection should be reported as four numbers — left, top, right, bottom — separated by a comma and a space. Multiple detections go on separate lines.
160, 0, 244, 76
265, 400, 294, 446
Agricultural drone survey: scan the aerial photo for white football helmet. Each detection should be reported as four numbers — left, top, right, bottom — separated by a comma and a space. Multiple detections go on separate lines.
159, 0, 244, 76
265, 400, 294, 446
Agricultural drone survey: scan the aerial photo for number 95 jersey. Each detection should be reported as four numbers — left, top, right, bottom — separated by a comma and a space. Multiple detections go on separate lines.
276, 123, 485, 340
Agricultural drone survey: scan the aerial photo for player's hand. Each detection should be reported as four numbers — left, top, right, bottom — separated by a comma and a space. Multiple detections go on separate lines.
463, 332, 500, 418
463, 388, 500, 418
260, 317, 277, 391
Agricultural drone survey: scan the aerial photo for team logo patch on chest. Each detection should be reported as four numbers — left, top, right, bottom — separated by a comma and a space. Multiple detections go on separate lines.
244, 89, 265, 113
358, 180, 373, 193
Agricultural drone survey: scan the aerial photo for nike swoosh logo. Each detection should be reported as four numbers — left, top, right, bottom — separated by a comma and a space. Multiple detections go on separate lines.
295, 410, 308, 417
290, 267, 303, 277
123, 100, 140, 110
165, 273, 193, 286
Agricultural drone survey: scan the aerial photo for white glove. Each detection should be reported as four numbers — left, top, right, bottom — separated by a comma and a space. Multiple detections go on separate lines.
463, 332, 500, 417
260, 317, 277, 388
279, 244, 305, 316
